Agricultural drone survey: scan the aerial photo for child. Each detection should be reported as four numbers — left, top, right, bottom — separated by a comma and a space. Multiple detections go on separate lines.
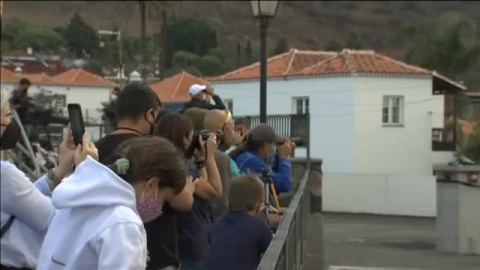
204, 175, 273, 270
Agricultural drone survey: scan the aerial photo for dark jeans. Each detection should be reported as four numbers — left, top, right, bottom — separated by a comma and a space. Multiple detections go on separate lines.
180, 259, 204, 270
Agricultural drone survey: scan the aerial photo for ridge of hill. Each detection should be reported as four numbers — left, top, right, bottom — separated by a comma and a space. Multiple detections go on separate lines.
3, 1, 480, 88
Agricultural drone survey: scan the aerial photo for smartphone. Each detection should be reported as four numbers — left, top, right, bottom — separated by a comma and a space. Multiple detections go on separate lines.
67, 103, 85, 145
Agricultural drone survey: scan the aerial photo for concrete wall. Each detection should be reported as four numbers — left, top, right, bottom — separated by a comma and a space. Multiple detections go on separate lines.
212, 77, 355, 173
323, 173, 436, 217
353, 76, 446, 175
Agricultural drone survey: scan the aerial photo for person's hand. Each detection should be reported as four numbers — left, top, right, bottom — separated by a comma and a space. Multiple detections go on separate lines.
204, 87, 214, 96
184, 176, 198, 195
54, 124, 76, 179
74, 133, 99, 166
233, 131, 245, 144
277, 140, 292, 158
198, 133, 218, 160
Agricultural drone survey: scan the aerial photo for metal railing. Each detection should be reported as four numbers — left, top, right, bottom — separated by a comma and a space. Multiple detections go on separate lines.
257, 169, 311, 270
235, 114, 309, 141
432, 128, 456, 151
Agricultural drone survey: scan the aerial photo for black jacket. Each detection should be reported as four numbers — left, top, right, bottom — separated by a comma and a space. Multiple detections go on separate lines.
182, 95, 226, 112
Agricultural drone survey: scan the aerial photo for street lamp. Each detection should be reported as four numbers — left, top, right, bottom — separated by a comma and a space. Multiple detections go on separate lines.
251, 0, 279, 123
98, 30, 123, 81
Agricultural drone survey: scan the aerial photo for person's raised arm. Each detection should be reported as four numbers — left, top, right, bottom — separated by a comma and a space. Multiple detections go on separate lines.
271, 141, 293, 193
205, 88, 226, 110
193, 134, 222, 200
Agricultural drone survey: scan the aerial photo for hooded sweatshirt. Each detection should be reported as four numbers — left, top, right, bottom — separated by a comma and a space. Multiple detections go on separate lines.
37, 156, 147, 270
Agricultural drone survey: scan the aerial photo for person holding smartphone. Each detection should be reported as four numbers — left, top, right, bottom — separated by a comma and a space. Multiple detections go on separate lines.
1, 89, 97, 270
37, 137, 188, 269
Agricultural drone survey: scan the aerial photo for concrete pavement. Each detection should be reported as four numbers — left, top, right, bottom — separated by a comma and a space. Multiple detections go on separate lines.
304, 213, 480, 270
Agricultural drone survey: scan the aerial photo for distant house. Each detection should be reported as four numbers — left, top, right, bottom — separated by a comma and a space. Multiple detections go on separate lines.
150, 71, 211, 112
1, 67, 116, 123
209, 48, 466, 217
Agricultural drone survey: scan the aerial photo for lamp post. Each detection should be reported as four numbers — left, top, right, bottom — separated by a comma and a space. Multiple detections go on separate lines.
98, 30, 123, 81
251, 1, 279, 123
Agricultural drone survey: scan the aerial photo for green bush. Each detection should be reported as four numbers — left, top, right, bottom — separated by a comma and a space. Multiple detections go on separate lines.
199, 55, 223, 76
460, 127, 480, 164
173, 51, 201, 68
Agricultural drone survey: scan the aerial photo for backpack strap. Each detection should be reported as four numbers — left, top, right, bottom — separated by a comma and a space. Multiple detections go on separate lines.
1, 216, 16, 238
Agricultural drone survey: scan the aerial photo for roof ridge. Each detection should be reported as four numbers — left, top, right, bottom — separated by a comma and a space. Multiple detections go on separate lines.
296, 53, 341, 74
374, 52, 429, 73
283, 49, 298, 76
171, 72, 185, 99
342, 52, 356, 72
69, 69, 81, 84
211, 49, 295, 81
342, 49, 375, 54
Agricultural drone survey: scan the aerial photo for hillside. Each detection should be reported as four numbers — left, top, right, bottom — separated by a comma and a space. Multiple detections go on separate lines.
3, 1, 480, 88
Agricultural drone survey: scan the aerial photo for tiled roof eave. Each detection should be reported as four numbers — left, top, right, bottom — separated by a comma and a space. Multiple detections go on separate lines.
210, 72, 432, 84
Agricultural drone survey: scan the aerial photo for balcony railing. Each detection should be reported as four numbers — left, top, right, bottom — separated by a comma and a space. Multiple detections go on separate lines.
432, 128, 456, 151
235, 114, 309, 146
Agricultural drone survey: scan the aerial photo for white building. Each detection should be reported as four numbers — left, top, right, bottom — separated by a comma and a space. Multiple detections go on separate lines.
1, 67, 116, 123
209, 49, 465, 217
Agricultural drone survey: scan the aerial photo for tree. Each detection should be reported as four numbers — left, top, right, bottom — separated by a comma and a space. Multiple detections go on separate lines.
244, 39, 253, 65
236, 41, 242, 68
16, 25, 66, 52
402, 13, 480, 80
273, 37, 289, 55
344, 30, 363, 49
167, 18, 218, 56
460, 127, 480, 164
173, 50, 201, 68
324, 39, 341, 51
2, 19, 65, 53
199, 55, 223, 76
61, 14, 99, 58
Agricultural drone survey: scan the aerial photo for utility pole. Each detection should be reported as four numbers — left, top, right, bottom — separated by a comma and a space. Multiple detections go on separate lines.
139, 0, 147, 81
159, 9, 167, 80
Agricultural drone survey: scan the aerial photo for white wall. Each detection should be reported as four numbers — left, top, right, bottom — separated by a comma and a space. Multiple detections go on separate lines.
212, 77, 356, 173
353, 76, 446, 175
323, 173, 436, 217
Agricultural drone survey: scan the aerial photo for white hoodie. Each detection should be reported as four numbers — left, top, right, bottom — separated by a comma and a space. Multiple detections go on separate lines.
37, 156, 147, 270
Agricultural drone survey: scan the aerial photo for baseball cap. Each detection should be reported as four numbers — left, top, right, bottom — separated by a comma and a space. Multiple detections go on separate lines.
250, 124, 285, 143
189, 84, 207, 96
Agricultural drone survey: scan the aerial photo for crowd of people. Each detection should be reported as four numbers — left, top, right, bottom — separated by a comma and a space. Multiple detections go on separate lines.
0, 82, 295, 270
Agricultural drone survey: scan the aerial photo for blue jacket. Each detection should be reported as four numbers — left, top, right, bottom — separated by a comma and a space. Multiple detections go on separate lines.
234, 151, 291, 193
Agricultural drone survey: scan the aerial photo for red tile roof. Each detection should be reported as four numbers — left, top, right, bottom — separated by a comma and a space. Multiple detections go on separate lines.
150, 71, 210, 103
21, 73, 57, 84
209, 49, 439, 82
0, 67, 19, 83
53, 69, 116, 87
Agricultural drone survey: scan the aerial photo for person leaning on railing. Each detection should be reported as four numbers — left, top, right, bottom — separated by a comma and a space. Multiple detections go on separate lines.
0, 89, 96, 270
230, 124, 294, 193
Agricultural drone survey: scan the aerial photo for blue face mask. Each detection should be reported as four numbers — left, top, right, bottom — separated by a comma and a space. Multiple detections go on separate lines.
266, 147, 277, 165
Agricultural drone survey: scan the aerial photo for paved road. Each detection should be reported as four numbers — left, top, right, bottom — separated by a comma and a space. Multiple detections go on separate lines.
304, 213, 480, 270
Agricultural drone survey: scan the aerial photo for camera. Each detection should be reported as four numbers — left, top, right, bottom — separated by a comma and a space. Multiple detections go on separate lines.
277, 136, 305, 147
185, 130, 225, 159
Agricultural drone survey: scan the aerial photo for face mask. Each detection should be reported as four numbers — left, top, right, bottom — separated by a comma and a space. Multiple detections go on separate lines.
266, 147, 277, 165
1, 120, 21, 150
137, 189, 163, 223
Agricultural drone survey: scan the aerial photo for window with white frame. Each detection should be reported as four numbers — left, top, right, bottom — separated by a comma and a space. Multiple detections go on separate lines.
292, 97, 309, 115
224, 99, 233, 113
382, 96, 404, 126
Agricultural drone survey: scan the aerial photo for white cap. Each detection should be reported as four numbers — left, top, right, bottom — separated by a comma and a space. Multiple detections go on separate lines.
189, 84, 207, 96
